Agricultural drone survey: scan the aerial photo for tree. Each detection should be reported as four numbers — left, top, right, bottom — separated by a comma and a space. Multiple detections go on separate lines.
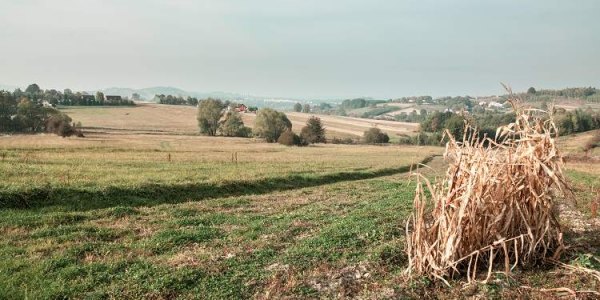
527, 87, 537, 94
445, 114, 466, 138
96, 91, 105, 105
197, 98, 225, 136
302, 104, 310, 113
25, 83, 42, 101
219, 111, 251, 137
293, 102, 302, 112
0, 91, 17, 132
25, 83, 41, 95
277, 129, 303, 146
300, 116, 326, 144
363, 127, 389, 144
132, 93, 141, 101
253, 108, 292, 142
319, 103, 332, 110
16, 98, 45, 132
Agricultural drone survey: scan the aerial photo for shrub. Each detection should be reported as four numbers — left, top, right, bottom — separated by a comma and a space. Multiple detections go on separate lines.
363, 127, 389, 144
44, 111, 83, 137
277, 130, 303, 146
253, 108, 292, 142
219, 111, 251, 137
300, 116, 326, 144
331, 137, 356, 144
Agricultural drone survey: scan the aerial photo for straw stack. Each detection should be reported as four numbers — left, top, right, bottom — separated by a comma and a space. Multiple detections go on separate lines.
406, 97, 570, 283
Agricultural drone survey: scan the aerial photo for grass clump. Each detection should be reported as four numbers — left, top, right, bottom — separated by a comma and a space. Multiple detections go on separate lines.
406, 95, 571, 283
148, 228, 223, 254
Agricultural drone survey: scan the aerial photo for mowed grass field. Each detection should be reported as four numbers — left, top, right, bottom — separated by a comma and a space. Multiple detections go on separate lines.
0, 105, 598, 299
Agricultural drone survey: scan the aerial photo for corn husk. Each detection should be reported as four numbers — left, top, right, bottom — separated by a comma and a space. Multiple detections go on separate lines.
406, 97, 570, 283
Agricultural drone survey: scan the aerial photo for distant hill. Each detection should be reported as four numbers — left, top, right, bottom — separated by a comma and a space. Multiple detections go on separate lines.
98, 86, 192, 101
97, 86, 260, 103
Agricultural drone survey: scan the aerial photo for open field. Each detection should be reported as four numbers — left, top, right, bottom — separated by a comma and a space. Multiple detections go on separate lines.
0, 107, 598, 299
61, 104, 419, 138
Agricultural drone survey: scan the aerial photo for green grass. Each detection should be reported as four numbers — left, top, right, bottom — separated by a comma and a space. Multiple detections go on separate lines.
0, 173, 419, 299
0, 131, 598, 298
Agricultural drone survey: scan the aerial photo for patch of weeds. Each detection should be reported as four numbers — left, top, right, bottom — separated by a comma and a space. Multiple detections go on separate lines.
46, 212, 88, 225
31, 226, 120, 242
172, 208, 200, 217
105, 206, 139, 218
218, 198, 251, 209
0, 212, 44, 228
570, 253, 600, 270
44, 256, 79, 273
148, 227, 223, 254
481, 282, 502, 299
293, 284, 319, 297
377, 243, 407, 270
175, 212, 235, 227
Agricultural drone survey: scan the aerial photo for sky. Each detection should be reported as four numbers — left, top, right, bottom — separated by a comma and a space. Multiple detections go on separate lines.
0, 0, 599, 99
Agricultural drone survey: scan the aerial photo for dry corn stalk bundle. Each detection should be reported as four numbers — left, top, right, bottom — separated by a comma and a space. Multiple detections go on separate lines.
406, 99, 571, 283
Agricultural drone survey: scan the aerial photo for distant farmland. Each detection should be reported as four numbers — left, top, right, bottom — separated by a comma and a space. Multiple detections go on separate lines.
61, 103, 419, 138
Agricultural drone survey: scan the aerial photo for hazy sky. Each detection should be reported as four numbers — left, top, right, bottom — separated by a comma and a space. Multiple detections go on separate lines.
0, 0, 598, 98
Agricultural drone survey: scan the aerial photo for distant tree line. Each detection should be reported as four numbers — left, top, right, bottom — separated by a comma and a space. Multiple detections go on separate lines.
339, 98, 386, 110
154, 94, 199, 106
0, 90, 83, 137
523, 87, 600, 103
395, 107, 600, 146
555, 108, 600, 135
394, 109, 428, 122
6, 84, 135, 107
197, 100, 328, 146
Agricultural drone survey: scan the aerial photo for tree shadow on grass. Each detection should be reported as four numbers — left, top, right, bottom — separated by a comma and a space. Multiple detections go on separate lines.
0, 156, 436, 212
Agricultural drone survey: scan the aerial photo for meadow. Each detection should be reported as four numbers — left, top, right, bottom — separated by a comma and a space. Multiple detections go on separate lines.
60, 103, 419, 138
0, 105, 598, 299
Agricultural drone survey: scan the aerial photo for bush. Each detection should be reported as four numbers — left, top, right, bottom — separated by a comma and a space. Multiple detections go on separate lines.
253, 108, 292, 142
277, 130, 303, 146
331, 137, 356, 144
363, 127, 389, 144
219, 111, 251, 137
300, 116, 326, 144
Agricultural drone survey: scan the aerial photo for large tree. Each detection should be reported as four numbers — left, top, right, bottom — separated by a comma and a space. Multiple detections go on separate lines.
96, 91, 105, 105
293, 102, 302, 112
25, 83, 42, 101
300, 116, 326, 144
253, 108, 292, 142
197, 98, 225, 136
302, 104, 310, 113
25, 83, 41, 95
0, 91, 17, 132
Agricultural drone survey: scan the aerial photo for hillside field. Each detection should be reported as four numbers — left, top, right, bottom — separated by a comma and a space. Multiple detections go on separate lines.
0, 106, 598, 299
60, 103, 419, 139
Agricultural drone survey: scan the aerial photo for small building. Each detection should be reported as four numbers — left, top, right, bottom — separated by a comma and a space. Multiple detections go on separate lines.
81, 95, 95, 102
42, 100, 54, 108
235, 104, 248, 113
105, 95, 122, 104
488, 101, 504, 109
